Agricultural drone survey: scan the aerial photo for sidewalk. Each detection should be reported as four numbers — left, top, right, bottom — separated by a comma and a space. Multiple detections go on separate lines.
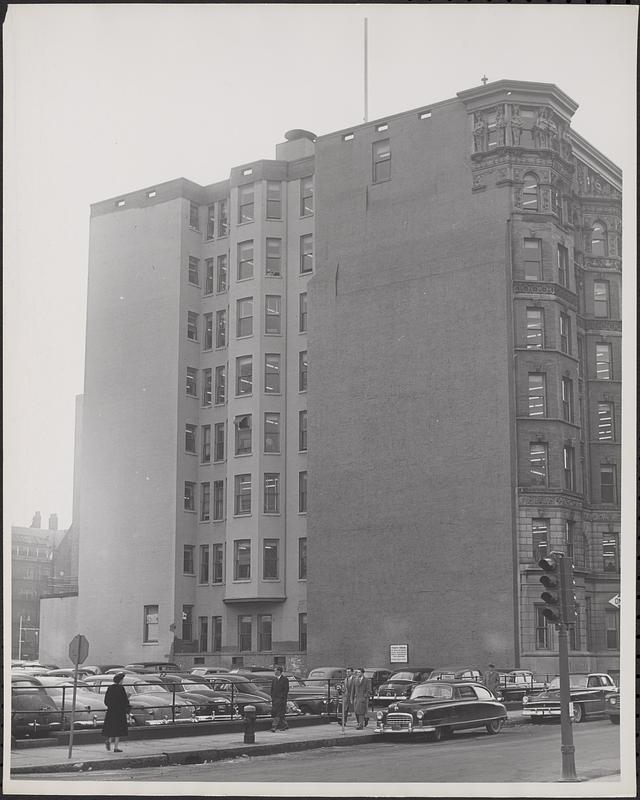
11, 711, 527, 776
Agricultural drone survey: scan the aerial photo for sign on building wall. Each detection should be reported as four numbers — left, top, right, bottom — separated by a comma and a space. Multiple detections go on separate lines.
389, 644, 408, 663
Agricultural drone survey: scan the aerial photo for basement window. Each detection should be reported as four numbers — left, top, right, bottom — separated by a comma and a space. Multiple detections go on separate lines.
343, 133, 354, 142
376, 123, 389, 132
116, 199, 126, 207
419, 110, 432, 120
147, 190, 157, 198
242, 167, 253, 176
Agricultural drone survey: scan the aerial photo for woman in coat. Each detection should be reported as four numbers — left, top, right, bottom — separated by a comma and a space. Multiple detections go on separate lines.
350, 667, 372, 730
102, 673, 131, 751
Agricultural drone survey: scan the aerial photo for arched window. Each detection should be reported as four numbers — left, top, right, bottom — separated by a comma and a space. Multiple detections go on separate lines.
591, 222, 607, 256
522, 172, 539, 211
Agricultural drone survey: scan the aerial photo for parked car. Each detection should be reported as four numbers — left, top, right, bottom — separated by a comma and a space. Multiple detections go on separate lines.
375, 680, 507, 739
604, 690, 620, 725
496, 670, 547, 702
155, 674, 235, 718
237, 669, 339, 716
82, 664, 125, 675
84, 674, 196, 725
34, 676, 107, 728
371, 668, 434, 707
305, 667, 347, 690
428, 666, 483, 682
11, 677, 60, 738
44, 668, 97, 680
522, 673, 617, 723
202, 674, 300, 717
189, 666, 231, 677
124, 661, 181, 674
364, 668, 393, 692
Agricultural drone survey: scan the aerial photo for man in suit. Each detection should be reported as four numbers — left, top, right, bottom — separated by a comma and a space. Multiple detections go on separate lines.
342, 667, 355, 726
484, 663, 501, 697
270, 665, 290, 731
351, 667, 372, 730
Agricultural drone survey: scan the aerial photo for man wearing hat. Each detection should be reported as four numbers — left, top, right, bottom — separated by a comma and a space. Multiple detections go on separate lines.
484, 663, 500, 697
270, 665, 290, 732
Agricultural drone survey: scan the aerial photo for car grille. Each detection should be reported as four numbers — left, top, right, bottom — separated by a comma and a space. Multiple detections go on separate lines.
386, 713, 413, 730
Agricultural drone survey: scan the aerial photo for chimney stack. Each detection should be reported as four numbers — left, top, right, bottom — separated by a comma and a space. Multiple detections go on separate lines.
48, 513, 58, 530
31, 511, 42, 528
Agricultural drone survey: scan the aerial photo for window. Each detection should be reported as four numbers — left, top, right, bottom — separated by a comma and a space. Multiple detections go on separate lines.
214, 366, 227, 405
199, 544, 210, 582
238, 241, 254, 281
238, 184, 254, 223
300, 234, 313, 274
301, 176, 313, 216
532, 519, 549, 561
217, 253, 228, 292
202, 369, 212, 406
264, 474, 280, 513
234, 540, 251, 579
585, 597, 593, 651
593, 281, 610, 318
535, 606, 551, 649
235, 298, 253, 339
238, 615, 252, 651
214, 422, 225, 462
212, 544, 224, 583
187, 311, 199, 341
184, 481, 196, 511
258, 615, 272, 651
522, 173, 539, 211
200, 483, 210, 522
529, 442, 548, 486
201, 425, 211, 463
551, 185, 561, 221
204, 258, 214, 295
264, 412, 280, 453
189, 202, 199, 230
263, 539, 279, 578
597, 402, 614, 440
182, 605, 193, 641
235, 414, 252, 455
198, 616, 208, 652
559, 312, 571, 354
299, 350, 308, 391
299, 470, 308, 513
265, 295, 281, 334
600, 465, 617, 504
206, 205, 215, 240
183, 545, 195, 574
298, 537, 307, 579
216, 310, 227, 348
218, 199, 229, 237
563, 445, 575, 492
299, 292, 308, 332
266, 181, 282, 219
557, 245, 569, 287
299, 613, 307, 651
591, 222, 607, 256
213, 480, 225, 521
373, 139, 391, 182
186, 367, 198, 397
234, 475, 251, 516
596, 343, 612, 380
526, 308, 544, 349
236, 356, 252, 395
143, 605, 159, 643
185, 423, 197, 453
212, 616, 222, 651
523, 238, 542, 280
266, 238, 282, 277
527, 373, 546, 417
264, 354, 281, 394
299, 410, 308, 451
203, 313, 213, 350
188, 256, 200, 286
605, 609, 618, 649
561, 377, 574, 422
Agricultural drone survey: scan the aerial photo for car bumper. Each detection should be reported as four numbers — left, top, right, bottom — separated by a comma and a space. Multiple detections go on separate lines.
375, 722, 436, 734
522, 707, 561, 717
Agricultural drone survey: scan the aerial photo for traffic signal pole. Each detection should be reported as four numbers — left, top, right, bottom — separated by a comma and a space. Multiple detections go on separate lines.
556, 620, 577, 781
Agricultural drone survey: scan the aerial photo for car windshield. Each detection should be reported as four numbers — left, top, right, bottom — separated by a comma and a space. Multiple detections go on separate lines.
410, 684, 454, 700
183, 683, 209, 692
548, 675, 588, 690
388, 672, 415, 682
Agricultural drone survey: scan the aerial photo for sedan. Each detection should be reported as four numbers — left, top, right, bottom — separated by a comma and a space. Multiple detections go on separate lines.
497, 670, 547, 702
204, 675, 301, 717
31, 676, 107, 728
375, 680, 506, 740
371, 669, 434, 707
155, 674, 235, 718
84, 675, 196, 725
238, 670, 339, 715
522, 673, 617, 723
11, 679, 60, 738
604, 690, 619, 725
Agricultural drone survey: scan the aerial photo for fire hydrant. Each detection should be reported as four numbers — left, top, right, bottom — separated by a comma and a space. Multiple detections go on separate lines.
243, 705, 256, 744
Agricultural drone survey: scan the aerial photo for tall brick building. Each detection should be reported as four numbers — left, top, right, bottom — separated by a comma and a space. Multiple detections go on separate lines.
40, 80, 621, 679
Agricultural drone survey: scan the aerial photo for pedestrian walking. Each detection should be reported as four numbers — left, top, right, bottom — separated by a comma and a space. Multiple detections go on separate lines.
342, 667, 355, 726
102, 672, 131, 752
484, 663, 501, 697
270, 665, 290, 732
351, 667, 372, 730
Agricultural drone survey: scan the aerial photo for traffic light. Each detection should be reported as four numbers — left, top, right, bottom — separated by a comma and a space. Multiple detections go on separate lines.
539, 554, 562, 624
560, 557, 577, 625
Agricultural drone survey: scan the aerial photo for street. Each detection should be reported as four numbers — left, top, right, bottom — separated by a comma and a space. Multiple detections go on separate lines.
28, 720, 619, 783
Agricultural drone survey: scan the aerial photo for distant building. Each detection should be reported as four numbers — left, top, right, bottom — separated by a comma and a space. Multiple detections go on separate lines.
40, 80, 621, 679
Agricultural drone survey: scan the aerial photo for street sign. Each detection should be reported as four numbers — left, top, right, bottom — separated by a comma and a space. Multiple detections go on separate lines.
389, 644, 408, 663
68, 634, 89, 665
608, 594, 621, 609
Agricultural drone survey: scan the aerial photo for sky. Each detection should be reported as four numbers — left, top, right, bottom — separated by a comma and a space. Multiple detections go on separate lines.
3, 4, 637, 532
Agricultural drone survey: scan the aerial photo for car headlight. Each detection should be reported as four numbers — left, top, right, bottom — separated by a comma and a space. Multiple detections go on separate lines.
376, 711, 383, 720
416, 710, 424, 720
609, 697, 617, 705
522, 696, 529, 704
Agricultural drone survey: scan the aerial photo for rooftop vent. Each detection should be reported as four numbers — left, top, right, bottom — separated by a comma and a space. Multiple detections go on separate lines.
284, 129, 317, 143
